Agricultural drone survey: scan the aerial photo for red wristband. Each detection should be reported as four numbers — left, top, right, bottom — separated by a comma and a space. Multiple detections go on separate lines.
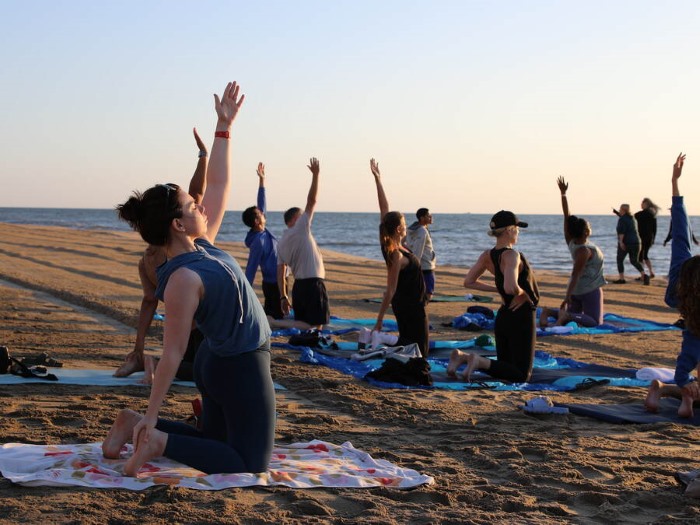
214, 131, 230, 139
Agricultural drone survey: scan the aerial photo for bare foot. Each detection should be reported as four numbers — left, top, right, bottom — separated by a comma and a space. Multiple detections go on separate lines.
114, 351, 144, 378
539, 308, 552, 328
138, 356, 157, 385
679, 394, 695, 418
644, 380, 663, 413
102, 409, 143, 459
462, 353, 481, 383
124, 428, 168, 477
447, 349, 468, 378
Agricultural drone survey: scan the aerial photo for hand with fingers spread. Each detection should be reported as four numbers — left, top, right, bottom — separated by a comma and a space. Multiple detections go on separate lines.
214, 81, 245, 127
557, 176, 568, 195
307, 157, 320, 176
673, 152, 686, 181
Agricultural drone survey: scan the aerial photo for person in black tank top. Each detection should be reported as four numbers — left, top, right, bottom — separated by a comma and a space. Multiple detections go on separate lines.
370, 159, 429, 357
447, 210, 539, 383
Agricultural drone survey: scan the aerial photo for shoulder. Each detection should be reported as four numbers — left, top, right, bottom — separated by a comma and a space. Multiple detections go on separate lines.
164, 266, 203, 297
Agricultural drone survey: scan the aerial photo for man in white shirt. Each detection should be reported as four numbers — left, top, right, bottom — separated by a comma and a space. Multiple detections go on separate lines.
405, 208, 436, 301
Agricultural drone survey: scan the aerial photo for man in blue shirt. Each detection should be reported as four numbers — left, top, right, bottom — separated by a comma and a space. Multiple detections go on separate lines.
242, 163, 284, 319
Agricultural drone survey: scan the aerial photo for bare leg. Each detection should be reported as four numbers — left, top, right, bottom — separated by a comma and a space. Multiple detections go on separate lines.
539, 307, 553, 328
124, 428, 168, 477
555, 308, 571, 326
447, 349, 470, 378
644, 380, 683, 413
679, 394, 695, 418
462, 354, 491, 383
139, 356, 157, 385
102, 409, 143, 459
114, 351, 144, 377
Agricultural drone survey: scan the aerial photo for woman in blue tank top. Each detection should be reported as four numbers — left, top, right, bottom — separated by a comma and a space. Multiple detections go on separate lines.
102, 82, 276, 476
448, 211, 539, 383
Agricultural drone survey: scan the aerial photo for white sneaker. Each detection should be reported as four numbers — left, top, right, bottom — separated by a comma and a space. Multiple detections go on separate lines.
358, 328, 372, 349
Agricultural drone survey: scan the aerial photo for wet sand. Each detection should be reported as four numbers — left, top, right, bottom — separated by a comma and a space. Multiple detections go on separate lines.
0, 222, 698, 524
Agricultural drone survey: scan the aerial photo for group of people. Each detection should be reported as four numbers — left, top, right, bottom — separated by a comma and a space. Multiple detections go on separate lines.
102, 81, 699, 478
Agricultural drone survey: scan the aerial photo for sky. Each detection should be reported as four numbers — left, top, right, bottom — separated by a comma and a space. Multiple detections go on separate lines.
0, 0, 699, 214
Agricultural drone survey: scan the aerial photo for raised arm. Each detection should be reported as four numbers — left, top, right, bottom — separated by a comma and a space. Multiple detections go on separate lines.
202, 81, 245, 243
370, 158, 389, 220
672, 152, 685, 197
304, 157, 320, 218
557, 176, 572, 244
188, 128, 208, 204
256, 162, 266, 214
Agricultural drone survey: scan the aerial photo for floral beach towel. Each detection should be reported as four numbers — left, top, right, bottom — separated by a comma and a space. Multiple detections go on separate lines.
0, 440, 433, 491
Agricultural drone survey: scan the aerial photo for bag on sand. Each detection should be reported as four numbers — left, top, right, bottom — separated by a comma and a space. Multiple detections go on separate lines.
365, 356, 433, 387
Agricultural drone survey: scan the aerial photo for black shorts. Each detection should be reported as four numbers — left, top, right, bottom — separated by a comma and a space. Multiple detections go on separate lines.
262, 281, 283, 320
292, 278, 330, 326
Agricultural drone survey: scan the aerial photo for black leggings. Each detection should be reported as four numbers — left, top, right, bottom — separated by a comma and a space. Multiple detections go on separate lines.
392, 299, 429, 357
616, 244, 645, 274
156, 345, 276, 474
489, 305, 535, 382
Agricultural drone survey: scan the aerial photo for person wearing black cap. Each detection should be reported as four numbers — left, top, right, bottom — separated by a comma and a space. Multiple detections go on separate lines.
447, 210, 539, 382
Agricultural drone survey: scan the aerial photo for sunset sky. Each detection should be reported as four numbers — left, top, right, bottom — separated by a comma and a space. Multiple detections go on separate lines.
1, 0, 699, 214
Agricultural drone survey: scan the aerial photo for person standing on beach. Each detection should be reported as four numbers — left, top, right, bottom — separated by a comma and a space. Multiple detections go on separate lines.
539, 177, 605, 328
635, 198, 660, 280
447, 211, 539, 382
405, 208, 437, 302
276, 158, 330, 329
241, 162, 283, 320
645, 153, 700, 417
113, 128, 208, 380
104, 81, 276, 476
612, 204, 649, 285
370, 159, 429, 357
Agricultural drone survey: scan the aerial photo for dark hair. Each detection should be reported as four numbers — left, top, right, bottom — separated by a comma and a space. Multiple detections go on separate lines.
567, 215, 589, 239
379, 211, 403, 265
678, 255, 700, 336
284, 207, 302, 225
242, 206, 258, 228
642, 198, 660, 216
416, 208, 430, 220
116, 183, 182, 246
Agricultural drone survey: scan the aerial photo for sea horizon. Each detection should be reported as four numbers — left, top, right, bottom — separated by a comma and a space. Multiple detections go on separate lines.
2, 207, 699, 275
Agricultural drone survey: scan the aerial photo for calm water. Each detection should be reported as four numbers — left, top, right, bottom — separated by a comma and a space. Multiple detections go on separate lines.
2, 207, 699, 275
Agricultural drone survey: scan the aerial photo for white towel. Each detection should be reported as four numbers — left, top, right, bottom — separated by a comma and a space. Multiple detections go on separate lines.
635, 367, 676, 382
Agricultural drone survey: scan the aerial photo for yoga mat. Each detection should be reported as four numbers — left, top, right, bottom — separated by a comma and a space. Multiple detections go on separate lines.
291, 346, 644, 392
558, 398, 700, 426
537, 313, 681, 337
363, 294, 493, 304
0, 369, 285, 390
0, 441, 434, 490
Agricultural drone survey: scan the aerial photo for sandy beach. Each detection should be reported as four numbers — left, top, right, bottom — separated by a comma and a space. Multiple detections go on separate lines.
0, 222, 698, 524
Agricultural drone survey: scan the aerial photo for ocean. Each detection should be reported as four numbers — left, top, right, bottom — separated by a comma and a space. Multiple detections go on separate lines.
2, 207, 699, 276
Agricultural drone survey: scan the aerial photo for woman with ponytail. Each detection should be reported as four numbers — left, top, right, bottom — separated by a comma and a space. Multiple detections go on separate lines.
539, 176, 606, 328
103, 81, 276, 477
370, 158, 429, 357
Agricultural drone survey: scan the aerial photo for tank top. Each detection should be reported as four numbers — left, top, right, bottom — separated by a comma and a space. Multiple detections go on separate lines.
490, 247, 539, 308
382, 247, 427, 306
568, 240, 606, 296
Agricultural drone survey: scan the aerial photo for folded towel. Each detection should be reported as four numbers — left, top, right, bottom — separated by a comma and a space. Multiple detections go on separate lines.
636, 367, 676, 382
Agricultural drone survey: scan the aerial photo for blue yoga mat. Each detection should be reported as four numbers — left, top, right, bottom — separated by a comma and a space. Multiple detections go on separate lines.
558, 398, 700, 426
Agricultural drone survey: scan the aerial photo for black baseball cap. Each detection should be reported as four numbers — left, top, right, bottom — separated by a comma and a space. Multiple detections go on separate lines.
489, 210, 528, 230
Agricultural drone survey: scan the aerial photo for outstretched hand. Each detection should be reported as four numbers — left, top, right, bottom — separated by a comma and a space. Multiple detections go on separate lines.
193, 127, 207, 154
370, 158, 381, 179
557, 176, 568, 194
213, 81, 245, 126
673, 152, 686, 180
256, 162, 265, 180
307, 157, 320, 176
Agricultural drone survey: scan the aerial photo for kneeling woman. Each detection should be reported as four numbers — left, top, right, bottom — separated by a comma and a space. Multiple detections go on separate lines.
102, 82, 276, 476
448, 211, 539, 382
539, 177, 605, 328
369, 159, 429, 357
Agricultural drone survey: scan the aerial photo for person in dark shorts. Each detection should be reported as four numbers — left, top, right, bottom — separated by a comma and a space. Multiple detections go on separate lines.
369, 158, 429, 357
612, 204, 649, 284
242, 162, 283, 320
448, 210, 539, 382
276, 158, 330, 329
405, 208, 437, 301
